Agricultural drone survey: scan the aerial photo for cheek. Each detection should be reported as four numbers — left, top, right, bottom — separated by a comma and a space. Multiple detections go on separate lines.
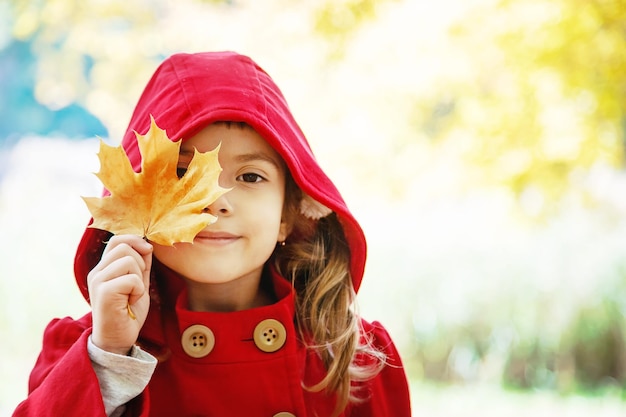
246, 193, 285, 235
234, 183, 284, 212
255, 204, 284, 233
151, 244, 178, 269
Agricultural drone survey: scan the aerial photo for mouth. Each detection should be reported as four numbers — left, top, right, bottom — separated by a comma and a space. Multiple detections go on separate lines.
194, 231, 240, 245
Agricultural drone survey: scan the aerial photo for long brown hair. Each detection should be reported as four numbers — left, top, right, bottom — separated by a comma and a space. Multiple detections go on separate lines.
274, 174, 386, 415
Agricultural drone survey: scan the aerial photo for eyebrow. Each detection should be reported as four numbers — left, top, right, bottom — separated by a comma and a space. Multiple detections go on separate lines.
235, 152, 283, 171
179, 148, 283, 170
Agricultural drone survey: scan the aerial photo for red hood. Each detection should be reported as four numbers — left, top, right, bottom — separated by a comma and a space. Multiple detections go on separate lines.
74, 51, 367, 300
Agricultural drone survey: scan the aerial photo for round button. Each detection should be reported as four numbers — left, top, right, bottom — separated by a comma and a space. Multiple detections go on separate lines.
273, 413, 296, 417
253, 319, 287, 353
181, 324, 215, 358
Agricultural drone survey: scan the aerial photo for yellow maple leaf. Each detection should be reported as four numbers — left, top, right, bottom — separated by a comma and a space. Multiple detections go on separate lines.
82, 117, 229, 246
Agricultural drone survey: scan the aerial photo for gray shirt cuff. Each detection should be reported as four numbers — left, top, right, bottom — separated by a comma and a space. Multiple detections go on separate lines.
88, 335, 158, 417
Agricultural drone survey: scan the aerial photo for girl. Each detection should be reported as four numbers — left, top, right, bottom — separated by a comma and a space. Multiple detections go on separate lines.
14, 51, 411, 416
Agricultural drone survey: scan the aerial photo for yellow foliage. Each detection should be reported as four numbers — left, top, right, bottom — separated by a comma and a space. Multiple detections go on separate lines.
427, 0, 626, 211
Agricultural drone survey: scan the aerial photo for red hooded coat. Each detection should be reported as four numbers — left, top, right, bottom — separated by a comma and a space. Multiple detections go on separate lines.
14, 52, 411, 417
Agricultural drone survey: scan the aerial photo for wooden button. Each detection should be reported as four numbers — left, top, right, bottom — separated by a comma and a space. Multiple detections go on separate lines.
181, 324, 215, 358
273, 413, 296, 417
253, 319, 286, 353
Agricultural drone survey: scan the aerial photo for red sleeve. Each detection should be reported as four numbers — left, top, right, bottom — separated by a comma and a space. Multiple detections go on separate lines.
347, 320, 412, 417
13, 315, 150, 417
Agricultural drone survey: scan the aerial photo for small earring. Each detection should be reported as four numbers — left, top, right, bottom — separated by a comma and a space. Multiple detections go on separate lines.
278, 241, 286, 247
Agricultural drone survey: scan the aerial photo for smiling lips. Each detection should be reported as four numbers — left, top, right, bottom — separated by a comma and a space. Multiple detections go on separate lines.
194, 231, 240, 245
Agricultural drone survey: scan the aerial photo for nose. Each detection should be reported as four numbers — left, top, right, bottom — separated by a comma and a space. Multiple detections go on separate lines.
205, 193, 232, 216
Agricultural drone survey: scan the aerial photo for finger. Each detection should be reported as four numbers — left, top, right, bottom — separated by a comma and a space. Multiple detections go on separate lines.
91, 239, 148, 277
91, 254, 145, 287
97, 272, 146, 306
141, 253, 152, 293
102, 236, 153, 285
101, 235, 153, 259
89, 250, 140, 283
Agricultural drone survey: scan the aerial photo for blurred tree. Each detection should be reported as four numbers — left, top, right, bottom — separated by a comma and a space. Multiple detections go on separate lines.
313, 0, 396, 58
566, 300, 626, 391
0, 39, 107, 144
5, 0, 167, 141
4, 0, 397, 140
419, 0, 626, 213
9, 0, 624, 212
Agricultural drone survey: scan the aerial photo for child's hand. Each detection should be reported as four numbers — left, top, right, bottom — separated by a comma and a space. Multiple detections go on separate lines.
88, 235, 153, 355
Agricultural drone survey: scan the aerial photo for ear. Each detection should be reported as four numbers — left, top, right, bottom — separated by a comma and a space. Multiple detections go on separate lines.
277, 218, 292, 243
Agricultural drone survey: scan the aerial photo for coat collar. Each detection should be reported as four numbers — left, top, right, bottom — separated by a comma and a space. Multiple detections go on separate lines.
137, 259, 297, 362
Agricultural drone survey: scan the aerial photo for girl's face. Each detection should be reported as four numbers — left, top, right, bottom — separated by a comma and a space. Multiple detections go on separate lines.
152, 123, 289, 306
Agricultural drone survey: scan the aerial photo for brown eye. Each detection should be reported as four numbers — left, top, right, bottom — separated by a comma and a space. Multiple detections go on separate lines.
237, 173, 264, 183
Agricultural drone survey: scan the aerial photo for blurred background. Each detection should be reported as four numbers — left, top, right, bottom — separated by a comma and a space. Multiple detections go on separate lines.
1, 0, 626, 415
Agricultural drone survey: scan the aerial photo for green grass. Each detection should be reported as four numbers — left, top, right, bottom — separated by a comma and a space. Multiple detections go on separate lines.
409, 380, 626, 417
